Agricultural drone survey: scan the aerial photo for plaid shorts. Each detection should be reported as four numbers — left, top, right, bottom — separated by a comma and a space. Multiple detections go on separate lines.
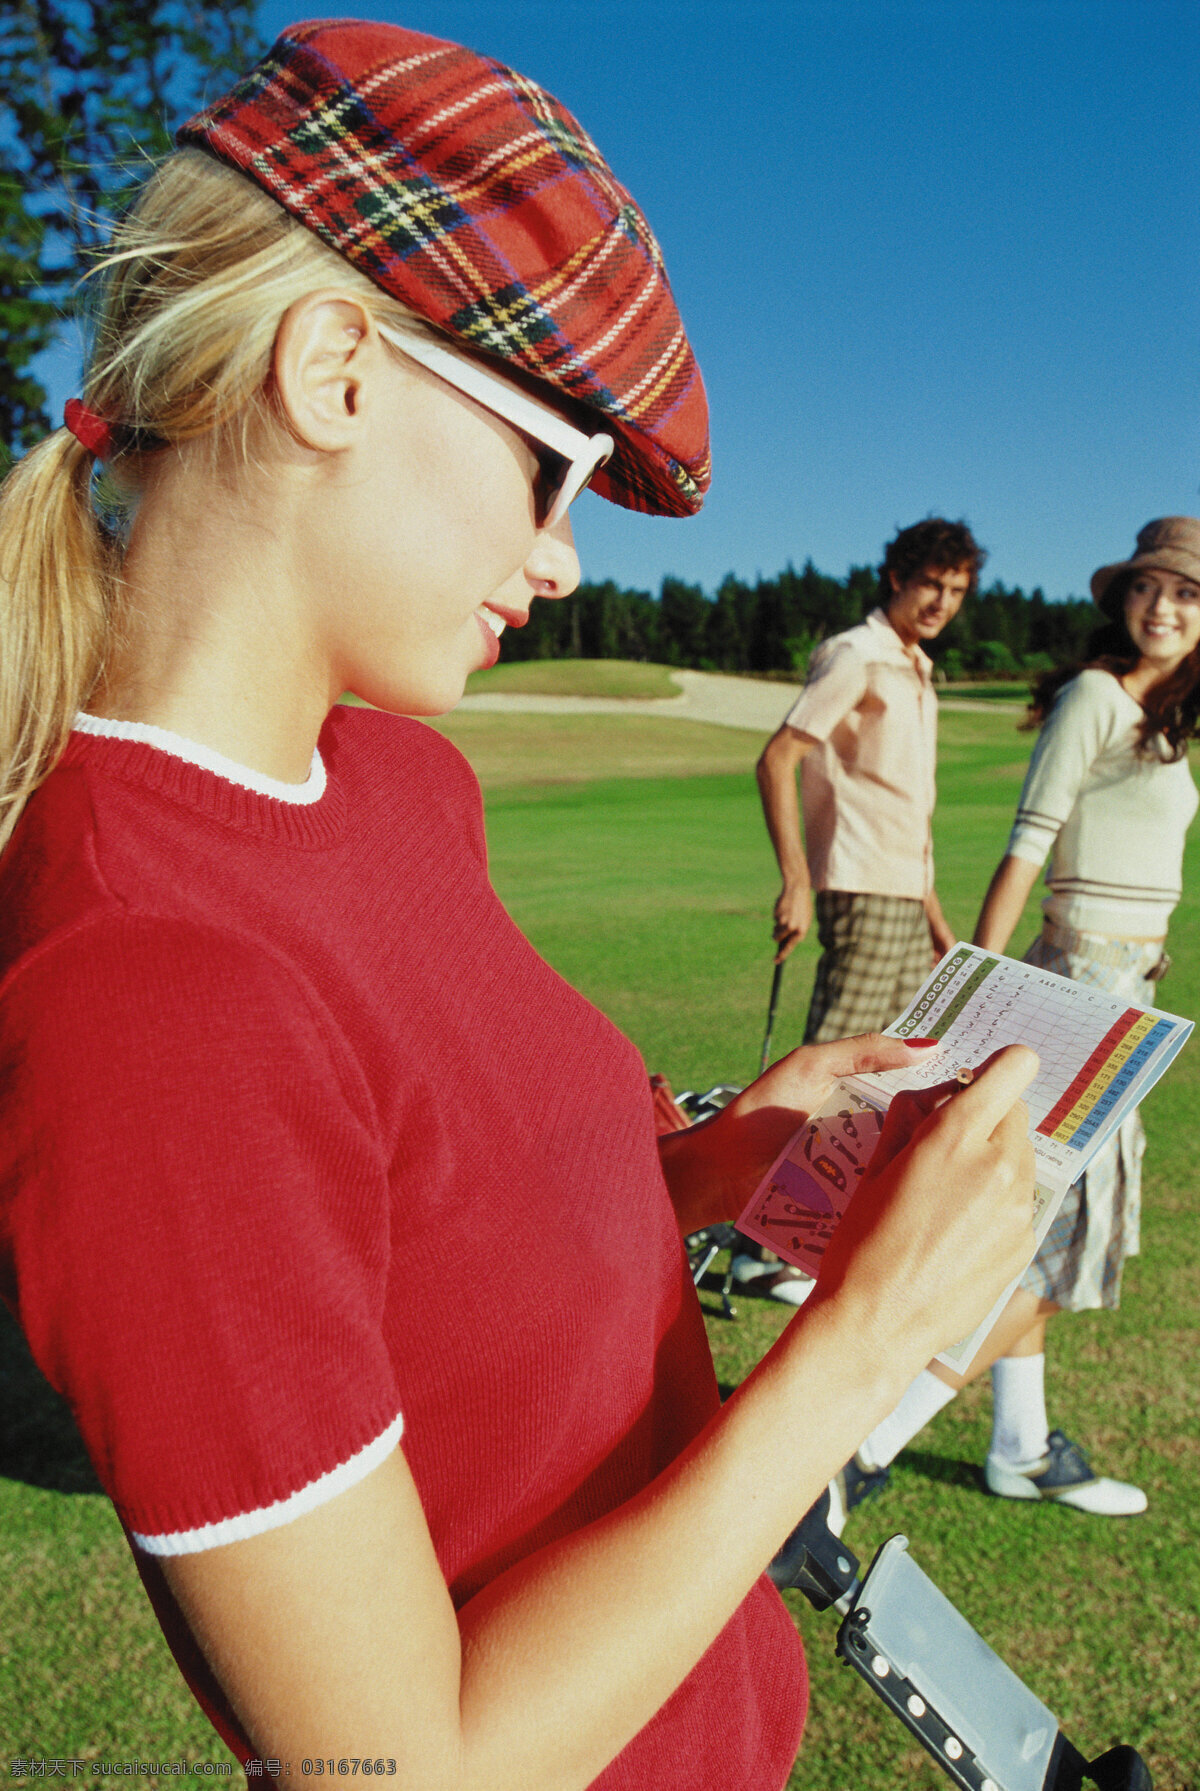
1020, 922, 1163, 1311
803, 892, 932, 1045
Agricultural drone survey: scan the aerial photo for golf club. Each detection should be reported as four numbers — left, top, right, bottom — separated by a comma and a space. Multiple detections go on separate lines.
759, 956, 786, 1073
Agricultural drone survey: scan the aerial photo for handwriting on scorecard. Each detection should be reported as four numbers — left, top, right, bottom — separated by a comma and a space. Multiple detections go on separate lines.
740, 1089, 885, 1276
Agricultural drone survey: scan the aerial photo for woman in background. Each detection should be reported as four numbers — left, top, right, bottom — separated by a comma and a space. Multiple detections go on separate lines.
970, 518, 1200, 1515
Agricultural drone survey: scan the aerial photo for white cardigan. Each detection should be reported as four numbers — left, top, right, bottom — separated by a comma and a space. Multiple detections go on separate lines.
1007, 669, 1199, 937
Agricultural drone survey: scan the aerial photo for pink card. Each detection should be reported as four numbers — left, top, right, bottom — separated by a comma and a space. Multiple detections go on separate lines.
736, 1086, 886, 1277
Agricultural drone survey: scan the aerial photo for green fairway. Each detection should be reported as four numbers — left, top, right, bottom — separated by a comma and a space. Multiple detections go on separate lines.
2, 702, 1196, 1785
431, 709, 760, 787
940, 680, 1034, 703
464, 656, 681, 698
453, 708, 1053, 1086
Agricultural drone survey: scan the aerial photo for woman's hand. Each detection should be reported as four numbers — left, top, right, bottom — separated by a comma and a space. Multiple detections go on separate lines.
812, 1044, 1038, 1366
657, 1031, 941, 1235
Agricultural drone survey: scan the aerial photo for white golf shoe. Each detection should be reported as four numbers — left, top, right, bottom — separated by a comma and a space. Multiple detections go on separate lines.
985, 1429, 1147, 1516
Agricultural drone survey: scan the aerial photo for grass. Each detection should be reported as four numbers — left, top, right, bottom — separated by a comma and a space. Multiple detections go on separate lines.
436, 707, 1051, 1086
427, 710, 761, 786
2, 703, 1197, 1785
0, 1350, 233, 1764
460, 662, 1031, 704
463, 656, 681, 698
939, 681, 1033, 703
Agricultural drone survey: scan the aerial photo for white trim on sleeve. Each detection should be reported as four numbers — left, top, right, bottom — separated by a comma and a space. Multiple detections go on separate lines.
131, 1412, 404, 1555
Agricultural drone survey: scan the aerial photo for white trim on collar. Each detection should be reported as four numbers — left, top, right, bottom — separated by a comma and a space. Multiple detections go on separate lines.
72, 713, 327, 806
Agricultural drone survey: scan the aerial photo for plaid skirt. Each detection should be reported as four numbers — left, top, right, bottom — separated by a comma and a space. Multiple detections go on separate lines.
803, 891, 932, 1045
1020, 921, 1165, 1311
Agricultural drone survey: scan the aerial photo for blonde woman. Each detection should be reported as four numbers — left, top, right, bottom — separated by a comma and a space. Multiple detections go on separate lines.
0, 22, 1037, 1788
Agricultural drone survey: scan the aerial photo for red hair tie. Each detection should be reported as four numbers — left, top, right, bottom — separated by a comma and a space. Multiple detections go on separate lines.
63, 398, 116, 461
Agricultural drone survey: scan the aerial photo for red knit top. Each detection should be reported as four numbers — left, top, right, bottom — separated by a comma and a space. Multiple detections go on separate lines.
0, 707, 805, 1788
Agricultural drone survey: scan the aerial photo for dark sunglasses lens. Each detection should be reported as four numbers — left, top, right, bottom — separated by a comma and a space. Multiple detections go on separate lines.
532, 446, 570, 528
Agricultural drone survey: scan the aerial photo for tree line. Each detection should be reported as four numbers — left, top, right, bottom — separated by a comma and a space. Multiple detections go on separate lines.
1, 1, 260, 458
505, 560, 1101, 680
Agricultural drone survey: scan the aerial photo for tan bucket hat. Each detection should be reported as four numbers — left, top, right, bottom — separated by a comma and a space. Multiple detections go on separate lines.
1092, 516, 1200, 612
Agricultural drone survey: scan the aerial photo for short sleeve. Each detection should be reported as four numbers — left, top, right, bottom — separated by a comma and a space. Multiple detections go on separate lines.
1007, 671, 1125, 864
0, 914, 401, 1554
782, 640, 870, 741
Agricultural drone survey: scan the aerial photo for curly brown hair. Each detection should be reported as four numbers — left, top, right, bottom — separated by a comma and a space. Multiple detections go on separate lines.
878, 517, 986, 602
1026, 569, 1200, 759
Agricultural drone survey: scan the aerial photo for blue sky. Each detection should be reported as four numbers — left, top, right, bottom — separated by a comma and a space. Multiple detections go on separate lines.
47, 0, 1200, 601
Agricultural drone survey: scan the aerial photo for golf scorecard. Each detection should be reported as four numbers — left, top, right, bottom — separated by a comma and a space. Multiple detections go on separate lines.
736, 942, 1192, 1372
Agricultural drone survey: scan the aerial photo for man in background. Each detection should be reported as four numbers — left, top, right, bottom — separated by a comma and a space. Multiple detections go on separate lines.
732, 518, 982, 1305
756, 516, 982, 1047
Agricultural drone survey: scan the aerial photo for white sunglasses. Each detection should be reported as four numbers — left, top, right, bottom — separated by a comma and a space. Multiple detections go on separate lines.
376, 321, 614, 530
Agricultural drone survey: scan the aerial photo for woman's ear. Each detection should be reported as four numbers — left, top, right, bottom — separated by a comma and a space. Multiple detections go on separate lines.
272, 292, 380, 451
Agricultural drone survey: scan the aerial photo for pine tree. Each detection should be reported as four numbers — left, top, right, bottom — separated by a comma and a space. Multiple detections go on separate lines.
0, 0, 261, 459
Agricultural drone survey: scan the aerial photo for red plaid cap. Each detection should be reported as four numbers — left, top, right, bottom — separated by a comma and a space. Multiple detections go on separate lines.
179, 19, 709, 517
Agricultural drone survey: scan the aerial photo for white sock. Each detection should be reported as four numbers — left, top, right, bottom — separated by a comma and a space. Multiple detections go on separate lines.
857, 1370, 957, 1471
989, 1354, 1049, 1467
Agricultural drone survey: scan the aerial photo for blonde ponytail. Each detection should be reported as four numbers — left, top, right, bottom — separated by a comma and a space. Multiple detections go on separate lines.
0, 147, 431, 851
0, 429, 120, 850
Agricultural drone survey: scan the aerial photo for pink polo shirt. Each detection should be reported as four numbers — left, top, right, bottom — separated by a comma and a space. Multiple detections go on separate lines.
783, 608, 937, 900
